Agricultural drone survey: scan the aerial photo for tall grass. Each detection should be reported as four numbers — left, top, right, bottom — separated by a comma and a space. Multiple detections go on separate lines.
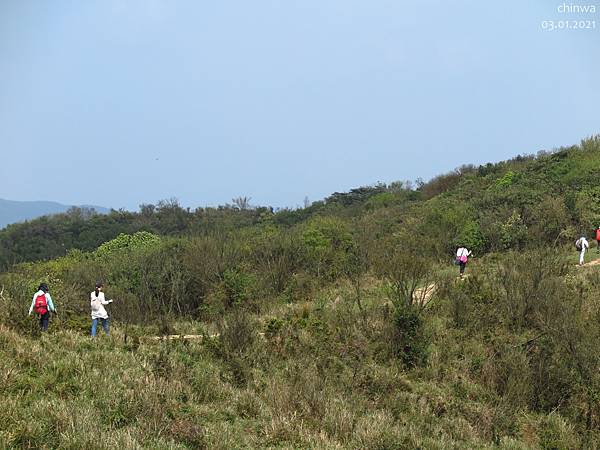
2, 248, 598, 448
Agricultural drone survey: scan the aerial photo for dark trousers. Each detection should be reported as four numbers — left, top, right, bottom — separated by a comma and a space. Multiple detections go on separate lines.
39, 312, 50, 331
459, 261, 467, 275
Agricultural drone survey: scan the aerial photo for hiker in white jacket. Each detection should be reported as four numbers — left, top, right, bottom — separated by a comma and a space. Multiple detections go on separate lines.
456, 246, 472, 278
578, 236, 590, 266
90, 281, 113, 337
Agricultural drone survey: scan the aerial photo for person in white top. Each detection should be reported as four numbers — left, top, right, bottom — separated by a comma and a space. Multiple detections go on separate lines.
456, 246, 472, 278
91, 281, 113, 337
577, 236, 590, 266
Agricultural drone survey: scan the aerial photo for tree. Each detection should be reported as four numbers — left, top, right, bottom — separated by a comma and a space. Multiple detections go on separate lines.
232, 196, 252, 211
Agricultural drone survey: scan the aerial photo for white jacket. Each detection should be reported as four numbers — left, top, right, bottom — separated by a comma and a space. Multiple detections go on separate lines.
456, 247, 471, 258
90, 291, 112, 319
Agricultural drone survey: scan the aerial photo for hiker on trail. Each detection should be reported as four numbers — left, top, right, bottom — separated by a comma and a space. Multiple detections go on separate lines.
595, 227, 600, 253
90, 281, 113, 337
456, 246, 472, 278
576, 236, 590, 266
28, 283, 56, 331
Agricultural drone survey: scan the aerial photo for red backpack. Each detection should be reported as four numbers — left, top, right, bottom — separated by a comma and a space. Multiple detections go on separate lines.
33, 293, 48, 315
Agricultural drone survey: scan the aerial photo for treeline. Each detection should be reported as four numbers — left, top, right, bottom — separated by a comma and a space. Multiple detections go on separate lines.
0, 200, 263, 270
1, 135, 600, 272
0, 185, 414, 270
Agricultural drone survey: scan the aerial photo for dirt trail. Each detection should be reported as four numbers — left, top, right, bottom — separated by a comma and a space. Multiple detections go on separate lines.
143, 332, 266, 342
580, 258, 600, 267
145, 283, 443, 342
414, 283, 436, 306
143, 334, 213, 341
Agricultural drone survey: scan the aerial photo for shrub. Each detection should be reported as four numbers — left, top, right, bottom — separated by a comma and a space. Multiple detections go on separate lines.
455, 220, 486, 254
95, 231, 161, 258
374, 241, 436, 312
500, 212, 528, 250
301, 217, 355, 280
212, 310, 260, 387
391, 305, 429, 368
222, 268, 257, 309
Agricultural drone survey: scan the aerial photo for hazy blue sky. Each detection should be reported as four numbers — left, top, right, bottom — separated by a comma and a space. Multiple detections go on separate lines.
1, 0, 599, 210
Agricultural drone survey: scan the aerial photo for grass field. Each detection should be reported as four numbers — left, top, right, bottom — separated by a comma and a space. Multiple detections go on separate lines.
2, 252, 598, 449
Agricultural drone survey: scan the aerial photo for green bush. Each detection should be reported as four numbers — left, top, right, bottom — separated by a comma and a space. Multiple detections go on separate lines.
301, 217, 355, 280
222, 268, 257, 309
96, 231, 161, 257
392, 305, 429, 368
500, 212, 529, 250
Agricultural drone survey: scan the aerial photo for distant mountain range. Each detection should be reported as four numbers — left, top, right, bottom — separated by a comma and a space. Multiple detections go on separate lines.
0, 198, 110, 229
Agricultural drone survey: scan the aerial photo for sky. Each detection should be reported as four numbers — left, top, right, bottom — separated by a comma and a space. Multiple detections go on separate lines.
0, 0, 599, 210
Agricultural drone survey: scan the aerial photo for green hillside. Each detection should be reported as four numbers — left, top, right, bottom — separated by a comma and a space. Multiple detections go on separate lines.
2, 136, 600, 270
1, 136, 600, 448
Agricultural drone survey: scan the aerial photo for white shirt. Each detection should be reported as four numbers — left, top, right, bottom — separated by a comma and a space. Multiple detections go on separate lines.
90, 291, 112, 319
580, 238, 590, 250
456, 247, 471, 258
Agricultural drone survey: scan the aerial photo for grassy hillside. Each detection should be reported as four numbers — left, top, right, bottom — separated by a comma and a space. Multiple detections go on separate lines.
2, 249, 600, 448
2, 136, 600, 448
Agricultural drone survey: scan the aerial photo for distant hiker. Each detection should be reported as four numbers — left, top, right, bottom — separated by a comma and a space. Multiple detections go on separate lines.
90, 281, 113, 337
576, 236, 590, 265
595, 226, 600, 253
455, 246, 472, 277
28, 283, 56, 331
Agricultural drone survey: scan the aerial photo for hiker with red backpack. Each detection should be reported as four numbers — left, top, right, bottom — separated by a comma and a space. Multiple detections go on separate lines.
595, 227, 600, 253
28, 283, 56, 331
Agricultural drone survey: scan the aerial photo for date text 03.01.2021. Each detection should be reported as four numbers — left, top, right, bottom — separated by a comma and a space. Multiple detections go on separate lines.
541, 20, 596, 31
